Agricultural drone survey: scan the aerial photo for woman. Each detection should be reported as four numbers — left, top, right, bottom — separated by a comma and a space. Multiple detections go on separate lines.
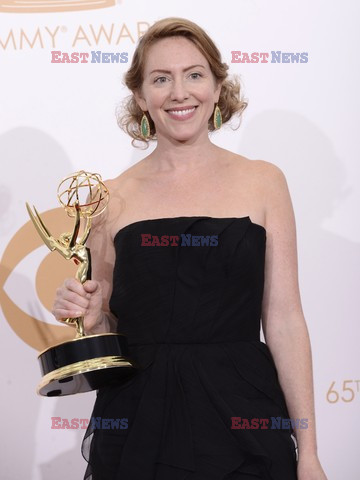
53, 17, 327, 480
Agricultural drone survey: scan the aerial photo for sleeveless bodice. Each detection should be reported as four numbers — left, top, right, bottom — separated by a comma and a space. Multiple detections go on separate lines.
110, 216, 265, 348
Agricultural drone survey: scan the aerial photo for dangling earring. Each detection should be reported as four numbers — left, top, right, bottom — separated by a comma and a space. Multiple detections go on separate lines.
140, 112, 150, 139
213, 103, 222, 130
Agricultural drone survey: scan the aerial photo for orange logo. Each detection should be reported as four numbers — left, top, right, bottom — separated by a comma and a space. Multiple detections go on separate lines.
0, 0, 116, 13
0, 208, 80, 351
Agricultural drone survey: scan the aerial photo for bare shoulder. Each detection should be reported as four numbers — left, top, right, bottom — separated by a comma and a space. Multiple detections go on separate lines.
236, 157, 293, 230
90, 168, 132, 236
235, 155, 286, 183
224, 151, 285, 181
103, 156, 149, 197
223, 153, 291, 221
251, 159, 288, 187
97, 160, 149, 239
103, 163, 138, 193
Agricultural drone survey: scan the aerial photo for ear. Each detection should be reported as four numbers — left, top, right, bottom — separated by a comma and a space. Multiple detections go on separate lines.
133, 89, 147, 112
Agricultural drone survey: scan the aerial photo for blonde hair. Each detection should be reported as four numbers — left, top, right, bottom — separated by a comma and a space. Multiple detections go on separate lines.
117, 17, 248, 147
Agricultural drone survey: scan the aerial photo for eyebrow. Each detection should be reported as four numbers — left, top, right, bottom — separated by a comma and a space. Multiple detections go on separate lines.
149, 64, 206, 75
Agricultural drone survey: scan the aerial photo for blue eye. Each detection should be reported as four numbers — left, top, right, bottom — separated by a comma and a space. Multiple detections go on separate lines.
154, 76, 168, 84
189, 72, 202, 79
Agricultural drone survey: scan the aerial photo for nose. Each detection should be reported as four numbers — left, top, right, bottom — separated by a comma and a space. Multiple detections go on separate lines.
170, 77, 189, 102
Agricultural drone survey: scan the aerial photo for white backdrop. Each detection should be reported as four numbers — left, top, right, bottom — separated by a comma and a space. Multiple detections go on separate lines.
1, 1, 359, 478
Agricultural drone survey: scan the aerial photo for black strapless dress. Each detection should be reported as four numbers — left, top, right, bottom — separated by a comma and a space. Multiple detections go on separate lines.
81, 216, 298, 480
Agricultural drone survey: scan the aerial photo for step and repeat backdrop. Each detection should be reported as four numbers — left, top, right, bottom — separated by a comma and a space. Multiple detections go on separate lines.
1, 1, 359, 478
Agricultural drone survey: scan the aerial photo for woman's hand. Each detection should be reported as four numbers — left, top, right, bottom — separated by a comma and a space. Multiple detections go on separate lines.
52, 278, 107, 334
297, 452, 328, 480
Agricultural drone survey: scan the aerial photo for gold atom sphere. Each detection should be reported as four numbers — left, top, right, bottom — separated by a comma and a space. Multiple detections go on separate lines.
57, 170, 110, 218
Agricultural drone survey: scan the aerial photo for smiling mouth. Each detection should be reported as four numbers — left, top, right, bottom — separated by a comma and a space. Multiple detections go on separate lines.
166, 107, 197, 118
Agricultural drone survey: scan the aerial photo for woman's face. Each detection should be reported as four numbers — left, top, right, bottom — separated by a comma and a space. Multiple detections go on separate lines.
135, 36, 222, 144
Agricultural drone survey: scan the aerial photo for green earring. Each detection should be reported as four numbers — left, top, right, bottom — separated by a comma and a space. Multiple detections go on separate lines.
213, 104, 222, 130
140, 112, 150, 139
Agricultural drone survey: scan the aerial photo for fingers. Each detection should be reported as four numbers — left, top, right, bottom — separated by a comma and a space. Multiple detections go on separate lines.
52, 278, 90, 321
83, 280, 99, 294
64, 277, 87, 296
52, 278, 103, 331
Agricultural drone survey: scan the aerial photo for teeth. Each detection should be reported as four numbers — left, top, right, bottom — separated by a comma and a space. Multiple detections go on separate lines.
168, 108, 195, 116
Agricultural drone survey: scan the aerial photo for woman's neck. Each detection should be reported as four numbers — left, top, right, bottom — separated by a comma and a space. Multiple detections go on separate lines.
145, 136, 222, 175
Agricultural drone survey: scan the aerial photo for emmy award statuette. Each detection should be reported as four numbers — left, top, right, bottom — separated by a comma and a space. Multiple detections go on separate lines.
26, 171, 138, 397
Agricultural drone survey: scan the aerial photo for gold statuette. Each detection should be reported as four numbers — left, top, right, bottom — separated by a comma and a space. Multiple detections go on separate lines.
26, 171, 138, 396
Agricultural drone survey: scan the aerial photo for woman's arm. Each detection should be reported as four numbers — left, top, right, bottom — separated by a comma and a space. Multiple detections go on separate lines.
259, 161, 327, 478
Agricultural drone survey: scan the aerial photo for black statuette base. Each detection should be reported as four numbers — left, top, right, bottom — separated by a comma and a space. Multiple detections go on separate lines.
37, 333, 139, 397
